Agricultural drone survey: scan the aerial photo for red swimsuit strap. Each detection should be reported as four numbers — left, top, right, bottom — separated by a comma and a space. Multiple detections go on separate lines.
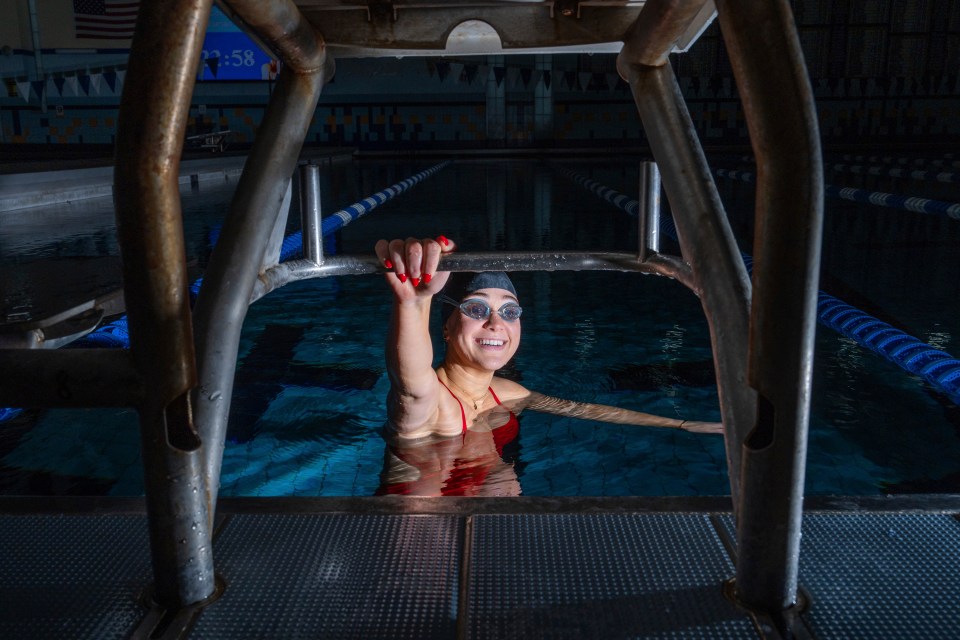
488, 386, 502, 405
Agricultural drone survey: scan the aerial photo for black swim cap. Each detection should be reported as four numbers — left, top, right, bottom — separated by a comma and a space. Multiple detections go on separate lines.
439, 271, 517, 325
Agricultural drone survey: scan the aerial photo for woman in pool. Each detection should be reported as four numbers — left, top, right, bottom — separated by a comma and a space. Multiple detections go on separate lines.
374, 235, 721, 495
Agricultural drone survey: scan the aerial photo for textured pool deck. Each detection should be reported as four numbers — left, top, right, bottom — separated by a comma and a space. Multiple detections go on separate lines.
1, 495, 958, 639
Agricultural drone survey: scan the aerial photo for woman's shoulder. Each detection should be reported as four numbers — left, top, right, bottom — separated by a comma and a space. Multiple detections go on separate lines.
490, 376, 530, 403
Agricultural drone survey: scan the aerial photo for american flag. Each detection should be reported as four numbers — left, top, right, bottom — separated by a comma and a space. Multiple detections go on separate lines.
73, 0, 140, 40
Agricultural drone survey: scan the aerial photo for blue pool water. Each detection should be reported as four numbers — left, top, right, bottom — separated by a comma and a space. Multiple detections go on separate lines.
2, 158, 959, 497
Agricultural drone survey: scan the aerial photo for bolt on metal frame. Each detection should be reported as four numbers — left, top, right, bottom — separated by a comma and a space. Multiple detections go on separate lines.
0, 0, 822, 625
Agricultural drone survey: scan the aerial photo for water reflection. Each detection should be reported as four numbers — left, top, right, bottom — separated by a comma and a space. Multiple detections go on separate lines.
377, 404, 521, 497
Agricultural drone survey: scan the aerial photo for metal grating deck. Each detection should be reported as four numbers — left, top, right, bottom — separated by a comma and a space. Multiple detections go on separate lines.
467, 513, 753, 639
0, 512, 152, 640
1, 497, 958, 639
798, 512, 960, 639
191, 513, 462, 639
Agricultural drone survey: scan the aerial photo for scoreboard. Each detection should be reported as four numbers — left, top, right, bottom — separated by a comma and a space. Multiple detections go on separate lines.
199, 6, 275, 81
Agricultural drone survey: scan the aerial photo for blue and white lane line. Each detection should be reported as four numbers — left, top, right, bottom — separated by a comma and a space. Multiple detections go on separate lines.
281, 159, 453, 258
716, 168, 960, 221
828, 163, 960, 184
559, 167, 960, 405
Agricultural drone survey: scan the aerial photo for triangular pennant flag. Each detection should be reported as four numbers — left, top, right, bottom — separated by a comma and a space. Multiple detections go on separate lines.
115, 69, 126, 92
578, 71, 591, 91
507, 67, 521, 89
493, 66, 505, 87
78, 74, 91, 95
520, 68, 532, 88
707, 76, 722, 96
606, 73, 619, 91
436, 61, 450, 82
426, 60, 436, 78
937, 74, 949, 96
825, 77, 837, 97
65, 75, 79, 96
89, 72, 102, 94
103, 71, 117, 92
542, 70, 551, 90
449, 62, 464, 83
31, 80, 45, 100
464, 64, 478, 84
49, 77, 62, 97
564, 71, 576, 90
16, 79, 31, 102
205, 57, 219, 78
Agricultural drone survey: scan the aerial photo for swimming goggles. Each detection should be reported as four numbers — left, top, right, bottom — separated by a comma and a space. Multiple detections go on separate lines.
437, 294, 523, 322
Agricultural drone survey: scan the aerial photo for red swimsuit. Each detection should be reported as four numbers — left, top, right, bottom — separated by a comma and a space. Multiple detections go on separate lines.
437, 380, 519, 453
377, 382, 520, 495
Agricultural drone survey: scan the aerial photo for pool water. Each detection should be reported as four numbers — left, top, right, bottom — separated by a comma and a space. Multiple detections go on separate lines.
2, 158, 959, 497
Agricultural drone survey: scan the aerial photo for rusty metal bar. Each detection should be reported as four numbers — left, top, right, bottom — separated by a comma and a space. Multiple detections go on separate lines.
618, 0, 711, 68
220, 0, 330, 73
0, 349, 143, 407
192, 3, 331, 521
113, 0, 215, 608
618, 59, 755, 507
716, 0, 824, 622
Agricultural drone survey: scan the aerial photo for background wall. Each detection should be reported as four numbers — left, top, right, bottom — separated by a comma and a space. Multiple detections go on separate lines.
1, 1, 958, 152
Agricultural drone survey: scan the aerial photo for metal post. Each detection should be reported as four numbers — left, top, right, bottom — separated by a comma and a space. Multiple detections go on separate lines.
716, 0, 824, 620
300, 163, 324, 265
619, 59, 755, 507
113, 0, 215, 608
192, 0, 332, 521
638, 161, 661, 261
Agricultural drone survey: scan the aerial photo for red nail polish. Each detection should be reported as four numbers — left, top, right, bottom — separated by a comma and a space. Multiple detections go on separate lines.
423, 273, 432, 284
411, 277, 421, 287
397, 273, 407, 283
384, 259, 393, 269
438, 235, 449, 246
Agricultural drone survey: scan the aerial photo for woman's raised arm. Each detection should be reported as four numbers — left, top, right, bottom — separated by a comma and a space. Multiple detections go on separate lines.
375, 236, 455, 431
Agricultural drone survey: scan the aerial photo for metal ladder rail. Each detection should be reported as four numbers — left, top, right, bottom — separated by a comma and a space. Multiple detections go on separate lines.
618, 0, 825, 627
617, 0, 756, 512
190, 0, 335, 530
0, 0, 221, 611
115, 0, 332, 612
715, 0, 823, 624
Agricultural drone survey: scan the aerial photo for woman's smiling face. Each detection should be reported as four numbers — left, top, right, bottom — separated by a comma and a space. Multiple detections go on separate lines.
444, 288, 521, 372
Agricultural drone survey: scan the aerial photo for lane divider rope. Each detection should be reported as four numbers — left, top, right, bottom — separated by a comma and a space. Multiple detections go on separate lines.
558, 166, 960, 405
